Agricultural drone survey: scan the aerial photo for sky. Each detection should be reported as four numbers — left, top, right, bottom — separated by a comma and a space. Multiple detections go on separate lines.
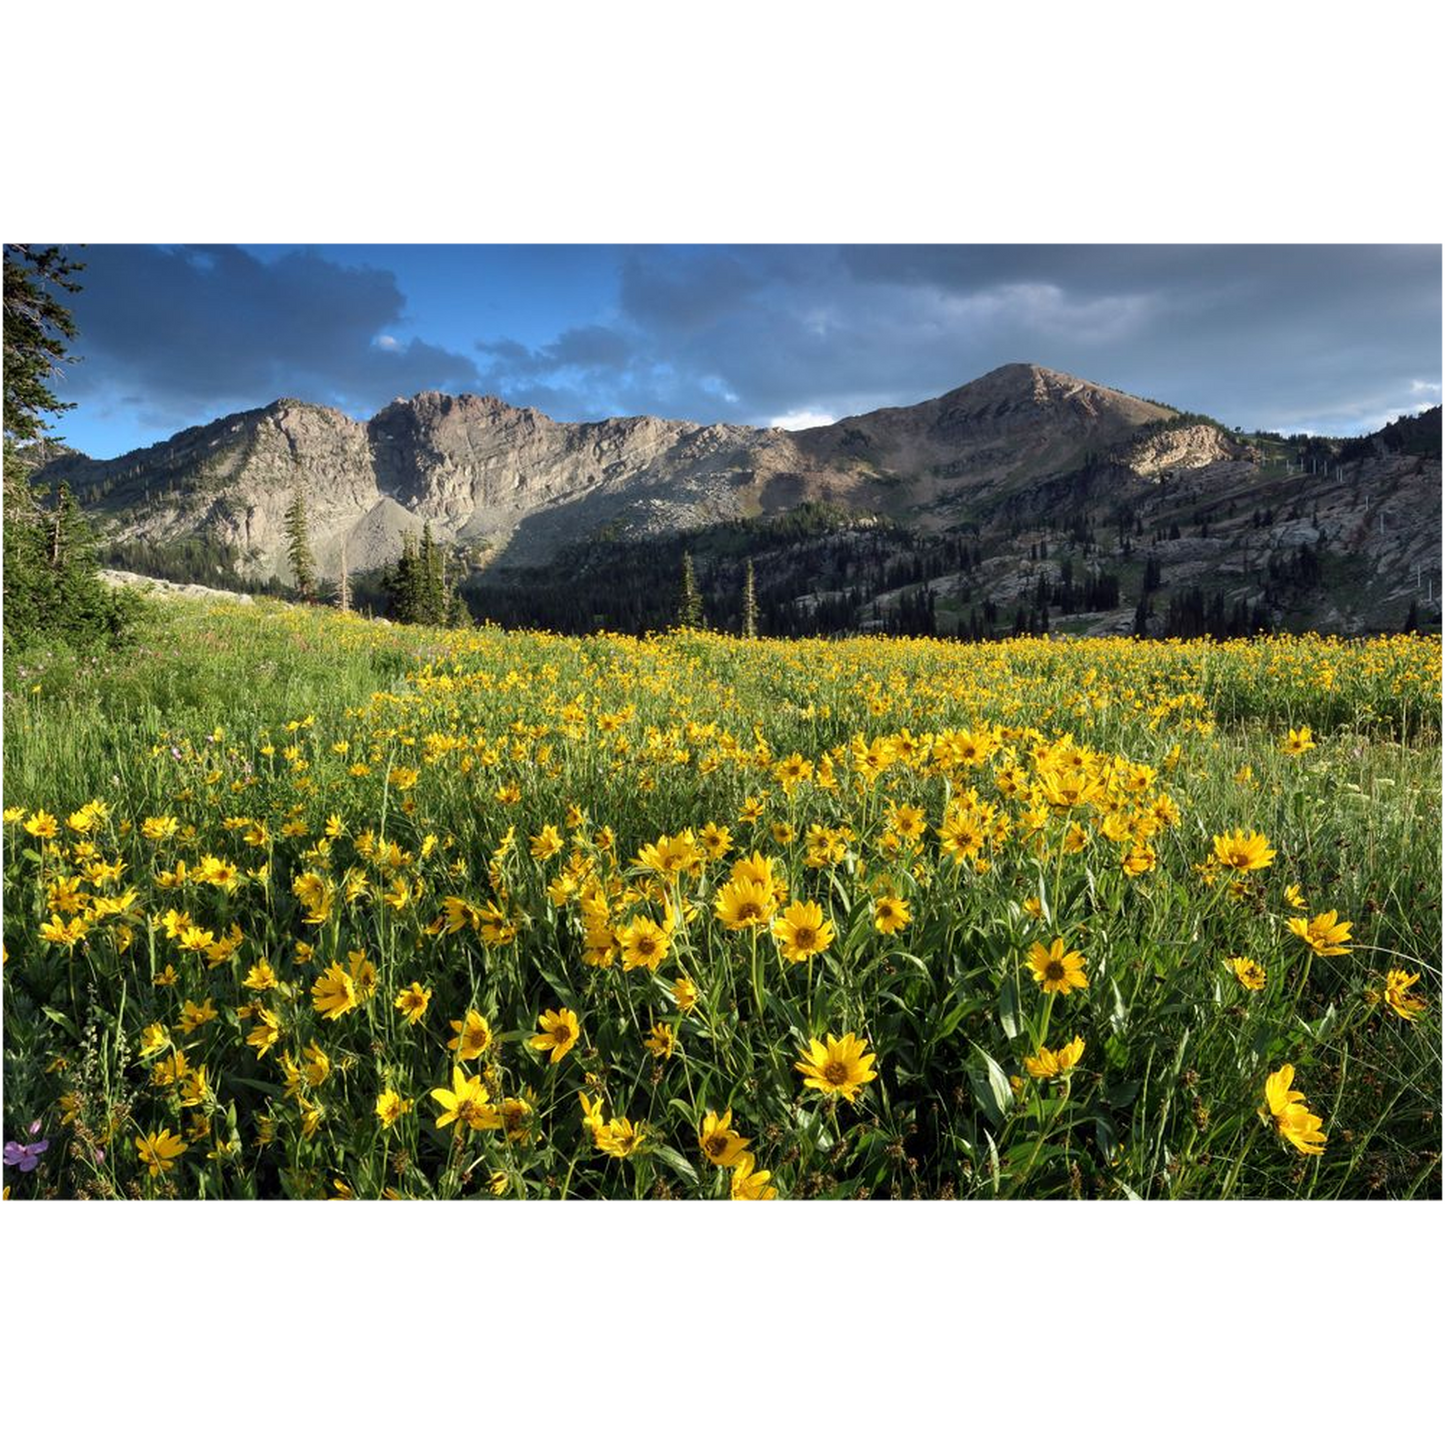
43, 243, 1442, 459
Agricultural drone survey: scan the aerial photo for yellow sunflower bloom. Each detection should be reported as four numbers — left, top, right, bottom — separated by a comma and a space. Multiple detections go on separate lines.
529, 1007, 581, 1064
135, 1128, 189, 1177
1024, 1035, 1086, 1079
617, 916, 671, 971
1262, 1064, 1328, 1155
430, 1067, 501, 1134
394, 981, 432, 1025
795, 1033, 878, 1103
1280, 726, 1316, 756
447, 1008, 494, 1060
311, 962, 359, 1021
1211, 829, 1276, 873
698, 1107, 751, 1167
1286, 910, 1353, 957
1026, 938, 1089, 995
1382, 969, 1426, 1021
731, 1152, 779, 1200
771, 899, 834, 963
872, 894, 911, 935
713, 876, 777, 931
1225, 955, 1267, 991
375, 1089, 411, 1128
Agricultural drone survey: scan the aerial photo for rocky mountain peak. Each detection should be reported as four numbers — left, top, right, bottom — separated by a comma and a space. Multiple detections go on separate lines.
949, 361, 1171, 417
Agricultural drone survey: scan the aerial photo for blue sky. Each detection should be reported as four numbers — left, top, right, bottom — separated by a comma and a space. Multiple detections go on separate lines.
46, 243, 1442, 458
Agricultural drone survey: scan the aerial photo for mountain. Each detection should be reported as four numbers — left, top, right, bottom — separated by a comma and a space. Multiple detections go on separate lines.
35, 364, 1179, 573
35, 366, 1442, 638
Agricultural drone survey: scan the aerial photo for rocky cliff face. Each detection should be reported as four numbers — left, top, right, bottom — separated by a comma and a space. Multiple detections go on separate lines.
42, 363, 1192, 581
1123, 423, 1250, 477
44, 399, 392, 576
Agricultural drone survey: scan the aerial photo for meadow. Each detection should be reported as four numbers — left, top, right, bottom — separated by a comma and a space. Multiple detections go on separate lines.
2, 597, 1439, 1199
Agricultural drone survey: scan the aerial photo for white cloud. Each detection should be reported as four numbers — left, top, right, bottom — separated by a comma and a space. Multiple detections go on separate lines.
1409, 378, 1442, 397
372, 334, 400, 350
768, 409, 835, 430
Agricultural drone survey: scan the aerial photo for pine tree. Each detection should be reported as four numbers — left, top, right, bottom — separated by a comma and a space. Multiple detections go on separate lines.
438, 542, 469, 627
741, 558, 759, 639
1132, 592, 1151, 640
285, 487, 316, 602
386, 533, 420, 623
445, 575, 469, 628
420, 523, 445, 624
4, 245, 135, 652
4, 245, 82, 440
677, 552, 705, 629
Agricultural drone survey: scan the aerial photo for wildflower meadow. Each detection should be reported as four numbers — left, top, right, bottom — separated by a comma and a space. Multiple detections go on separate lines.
2, 599, 1439, 1199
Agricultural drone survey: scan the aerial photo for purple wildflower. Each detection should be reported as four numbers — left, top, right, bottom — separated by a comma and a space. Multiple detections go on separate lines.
4, 1138, 50, 1173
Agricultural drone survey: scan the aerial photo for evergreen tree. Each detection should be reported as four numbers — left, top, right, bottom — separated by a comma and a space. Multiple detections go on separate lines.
3, 476, 132, 652
445, 577, 469, 628
4, 245, 134, 652
386, 533, 421, 623
1132, 592, 1151, 640
741, 558, 759, 639
285, 487, 316, 601
4, 244, 82, 440
677, 552, 705, 629
420, 523, 446, 624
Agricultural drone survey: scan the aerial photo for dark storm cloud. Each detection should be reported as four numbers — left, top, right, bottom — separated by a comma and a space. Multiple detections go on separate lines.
621, 244, 1436, 433
57, 244, 1441, 455
477, 323, 637, 376
609, 244, 1441, 432
472, 244, 1176, 426
61, 245, 481, 438
617, 249, 775, 333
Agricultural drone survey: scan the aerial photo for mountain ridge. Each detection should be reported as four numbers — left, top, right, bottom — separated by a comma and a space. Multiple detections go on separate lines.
31, 366, 1441, 637
38, 361, 1181, 577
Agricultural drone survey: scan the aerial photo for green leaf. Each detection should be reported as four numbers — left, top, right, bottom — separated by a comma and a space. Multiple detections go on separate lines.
804, 1108, 836, 1153
933, 993, 983, 1044
984, 1129, 1001, 1193
997, 975, 1022, 1039
891, 951, 935, 980
967, 1043, 1013, 1130
650, 1145, 700, 1189
768, 989, 810, 1041
1095, 1113, 1117, 1159
40, 1005, 80, 1041
1108, 977, 1128, 1033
